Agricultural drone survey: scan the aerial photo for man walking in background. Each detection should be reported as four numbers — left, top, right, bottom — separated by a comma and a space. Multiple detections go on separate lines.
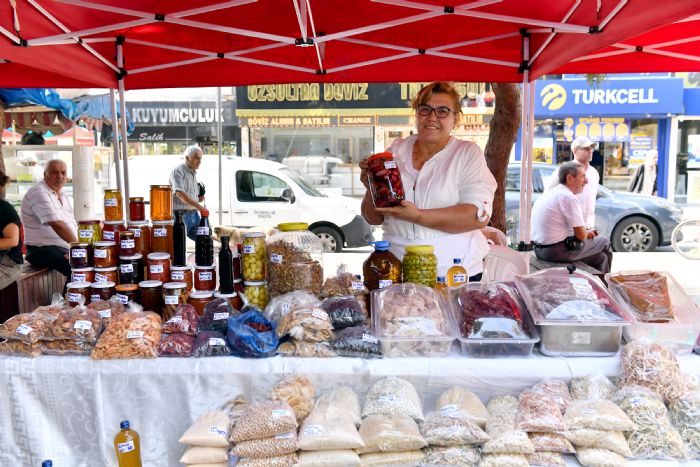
170, 145, 206, 240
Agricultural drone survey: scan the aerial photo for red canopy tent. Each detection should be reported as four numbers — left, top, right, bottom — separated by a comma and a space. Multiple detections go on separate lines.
1, 128, 22, 145
44, 125, 94, 145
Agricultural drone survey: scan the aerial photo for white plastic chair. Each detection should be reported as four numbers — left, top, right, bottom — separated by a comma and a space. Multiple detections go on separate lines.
481, 245, 530, 282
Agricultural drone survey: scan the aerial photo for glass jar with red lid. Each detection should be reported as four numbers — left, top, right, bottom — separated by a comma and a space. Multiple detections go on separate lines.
102, 220, 125, 242
128, 197, 146, 221
366, 152, 405, 208
147, 252, 170, 283
194, 265, 217, 291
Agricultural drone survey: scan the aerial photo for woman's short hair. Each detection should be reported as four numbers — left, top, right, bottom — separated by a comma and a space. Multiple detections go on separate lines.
411, 82, 462, 124
558, 161, 583, 185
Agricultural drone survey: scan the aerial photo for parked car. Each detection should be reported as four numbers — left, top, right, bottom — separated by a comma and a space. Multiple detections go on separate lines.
505, 163, 684, 252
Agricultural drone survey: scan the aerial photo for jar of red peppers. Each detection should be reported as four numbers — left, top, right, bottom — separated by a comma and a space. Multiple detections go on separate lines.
128, 197, 145, 221
366, 152, 405, 208
194, 265, 217, 291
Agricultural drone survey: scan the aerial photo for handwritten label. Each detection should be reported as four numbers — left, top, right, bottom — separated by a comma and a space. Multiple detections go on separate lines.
213, 312, 229, 321
132, 229, 141, 238
166, 316, 183, 324
452, 273, 467, 284
198, 272, 213, 281
117, 441, 134, 453
362, 333, 378, 344
103, 231, 115, 240
71, 249, 87, 258
121, 239, 135, 249
197, 226, 210, 236
120, 264, 134, 274
209, 338, 226, 346
149, 264, 164, 274
312, 309, 327, 320
440, 404, 460, 418
153, 228, 167, 237
126, 330, 144, 339
352, 281, 365, 291
99, 309, 111, 318
72, 274, 86, 282
104, 198, 118, 207
378, 394, 397, 403
275, 432, 294, 440
282, 303, 291, 314
270, 253, 283, 264
164, 295, 179, 305
384, 160, 397, 170
303, 425, 323, 436
79, 229, 94, 240
91, 294, 102, 302
208, 426, 227, 436
74, 320, 92, 330
378, 279, 393, 289
15, 324, 32, 335
95, 273, 109, 282
243, 245, 255, 254
171, 271, 185, 280
67, 292, 83, 303
629, 397, 644, 407
94, 249, 108, 258
272, 409, 292, 419
116, 294, 128, 304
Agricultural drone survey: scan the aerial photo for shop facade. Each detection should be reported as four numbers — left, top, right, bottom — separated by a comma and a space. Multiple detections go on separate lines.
673, 81, 700, 205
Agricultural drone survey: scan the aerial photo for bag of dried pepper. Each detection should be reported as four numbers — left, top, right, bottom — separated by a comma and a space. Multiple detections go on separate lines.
226, 310, 279, 358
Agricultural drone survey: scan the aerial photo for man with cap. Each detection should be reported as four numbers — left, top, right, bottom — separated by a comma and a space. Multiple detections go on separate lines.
546, 136, 599, 229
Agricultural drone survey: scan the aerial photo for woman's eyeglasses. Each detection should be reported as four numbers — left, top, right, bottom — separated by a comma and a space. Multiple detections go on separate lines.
416, 104, 455, 119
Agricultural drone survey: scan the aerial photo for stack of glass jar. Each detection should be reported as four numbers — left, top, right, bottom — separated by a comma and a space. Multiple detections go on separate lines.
241, 231, 268, 308
266, 223, 324, 300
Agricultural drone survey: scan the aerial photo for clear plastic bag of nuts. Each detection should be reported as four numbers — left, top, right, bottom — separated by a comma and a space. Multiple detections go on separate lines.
46, 306, 103, 343
91, 309, 162, 359
270, 375, 315, 424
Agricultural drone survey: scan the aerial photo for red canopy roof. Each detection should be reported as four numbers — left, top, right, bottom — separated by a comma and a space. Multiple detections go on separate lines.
1, 0, 698, 89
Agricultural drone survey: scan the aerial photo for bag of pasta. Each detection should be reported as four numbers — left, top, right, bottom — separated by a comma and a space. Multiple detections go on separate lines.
669, 390, 700, 458
619, 341, 688, 403
516, 390, 565, 433
571, 373, 616, 401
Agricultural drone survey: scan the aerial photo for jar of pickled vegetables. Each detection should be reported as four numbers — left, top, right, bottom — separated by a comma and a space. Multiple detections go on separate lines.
402, 245, 437, 288
150, 185, 173, 221
127, 220, 151, 257
128, 197, 145, 221
151, 220, 174, 256
104, 189, 123, 221
242, 232, 266, 281
102, 220, 125, 242
78, 220, 102, 243
363, 240, 402, 293
243, 281, 268, 309
366, 152, 405, 208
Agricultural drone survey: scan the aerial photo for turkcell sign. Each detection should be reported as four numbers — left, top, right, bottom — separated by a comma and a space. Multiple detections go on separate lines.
535, 78, 684, 116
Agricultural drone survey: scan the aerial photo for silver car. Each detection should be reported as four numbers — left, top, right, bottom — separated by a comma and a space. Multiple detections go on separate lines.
505, 163, 684, 252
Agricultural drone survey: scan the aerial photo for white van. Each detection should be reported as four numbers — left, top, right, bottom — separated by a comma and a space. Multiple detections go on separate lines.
124, 154, 374, 252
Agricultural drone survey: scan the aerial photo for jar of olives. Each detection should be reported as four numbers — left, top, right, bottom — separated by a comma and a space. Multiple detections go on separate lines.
243, 281, 268, 309
242, 232, 266, 281
401, 245, 437, 288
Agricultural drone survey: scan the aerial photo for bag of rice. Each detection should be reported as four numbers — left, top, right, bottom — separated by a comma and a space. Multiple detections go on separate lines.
435, 387, 490, 428
575, 447, 627, 467
420, 411, 489, 446
297, 450, 360, 467
481, 430, 533, 455
528, 432, 574, 454
564, 400, 635, 431
423, 445, 480, 466
477, 453, 529, 467
297, 405, 364, 451
564, 429, 632, 457
362, 376, 423, 423
178, 410, 230, 447
516, 391, 565, 433
230, 401, 297, 443
315, 386, 362, 428
358, 450, 425, 466
357, 414, 427, 454
179, 446, 228, 464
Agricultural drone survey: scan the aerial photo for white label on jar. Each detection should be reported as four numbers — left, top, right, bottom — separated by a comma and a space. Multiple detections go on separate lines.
74, 320, 92, 330
270, 253, 283, 264
95, 273, 109, 282
378, 279, 393, 289
91, 294, 101, 302
121, 239, 135, 249
120, 264, 134, 273
99, 309, 111, 318
117, 440, 134, 453
15, 324, 32, 335
164, 295, 179, 305
105, 198, 118, 207
209, 337, 226, 346
79, 229, 94, 239
243, 244, 255, 254
275, 432, 294, 440
197, 226, 210, 236
171, 271, 185, 280
103, 231, 115, 240
384, 160, 397, 170
452, 273, 467, 283
213, 312, 229, 321
362, 333, 378, 344
272, 409, 292, 419
94, 249, 108, 259
150, 264, 164, 274
126, 330, 144, 339
351, 281, 365, 291
72, 274, 86, 282
303, 425, 323, 436
208, 426, 227, 436
199, 272, 213, 281
311, 309, 327, 320
378, 394, 397, 403
153, 228, 167, 237
68, 292, 83, 302
629, 397, 644, 407
439, 404, 460, 418
569, 277, 597, 300
166, 316, 182, 325
71, 249, 87, 258
571, 331, 591, 345
132, 229, 141, 238
116, 294, 128, 304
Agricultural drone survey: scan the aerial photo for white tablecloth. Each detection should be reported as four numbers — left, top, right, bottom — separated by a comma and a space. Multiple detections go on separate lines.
2, 352, 700, 467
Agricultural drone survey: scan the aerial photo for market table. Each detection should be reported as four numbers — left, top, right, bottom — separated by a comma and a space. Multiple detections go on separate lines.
2, 352, 700, 467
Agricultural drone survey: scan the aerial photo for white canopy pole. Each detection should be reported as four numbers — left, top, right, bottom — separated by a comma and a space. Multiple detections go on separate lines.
217, 87, 223, 226
525, 80, 536, 245
116, 41, 131, 221
517, 33, 531, 247
109, 89, 123, 193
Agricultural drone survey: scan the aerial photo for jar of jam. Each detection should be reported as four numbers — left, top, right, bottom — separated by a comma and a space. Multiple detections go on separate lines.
90, 281, 115, 303
104, 189, 123, 221
71, 267, 94, 284
214, 291, 243, 311
162, 282, 188, 320
78, 220, 102, 243
151, 220, 174, 256
232, 251, 242, 281
147, 252, 171, 283
102, 220, 125, 242
150, 185, 173, 221
119, 231, 136, 256
115, 284, 139, 305
94, 266, 118, 284
93, 241, 117, 268
170, 265, 193, 291
242, 232, 266, 281
188, 290, 214, 316
119, 253, 144, 285
243, 281, 268, 309
138, 280, 163, 314
194, 265, 217, 291
66, 281, 91, 306
127, 221, 151, 257
69, 242, 92, 269
233, 279, 244, 295
129, 197, 146, 221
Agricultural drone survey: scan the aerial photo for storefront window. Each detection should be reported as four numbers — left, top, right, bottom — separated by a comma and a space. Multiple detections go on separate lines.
677, 119, 700, 204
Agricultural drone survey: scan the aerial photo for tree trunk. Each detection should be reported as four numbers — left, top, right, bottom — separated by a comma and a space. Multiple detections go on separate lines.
484, 83, 521, 233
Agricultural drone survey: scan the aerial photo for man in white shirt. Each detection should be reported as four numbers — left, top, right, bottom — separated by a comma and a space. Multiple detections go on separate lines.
532, 161, 613, 274
169, 145, 205, 240
21, 159, 78, 277
545, 136, 599, 229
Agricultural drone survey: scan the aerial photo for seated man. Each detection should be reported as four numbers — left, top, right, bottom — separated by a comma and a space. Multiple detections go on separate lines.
21, 159, 77, 278
531, 161, 613, 274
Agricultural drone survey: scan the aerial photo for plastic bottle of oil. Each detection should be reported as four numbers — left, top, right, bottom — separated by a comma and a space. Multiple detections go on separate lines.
114, 420, 142, 467
446, 258, 468, 287
435, 276, 447, 291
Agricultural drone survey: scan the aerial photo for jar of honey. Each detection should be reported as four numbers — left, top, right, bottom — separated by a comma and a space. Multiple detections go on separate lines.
147, 252, 170, 283
102, 220, 125, 242
119, 254, 144, 285
78, 220, 102, 243
90, 281, 115, 303
127, 221, 151, 257
69, 242, 92, 269
128, 197, 146, 221
170, 265, 193, 291
151, 220, 174, 256
138, 280, 163, 314
119, 231, 136, 256
150, 185, 173, 221
162, 282, 188, 320
194, 265, 217, 291
66, 281, 91, 307
94, 266, 118, 284
104, 189, 123, 221
214, 291, 243, 311
93, 241, 117, 268
71, 267, 94, 284
115, 284, 139, 305
188, 290, 214, 316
